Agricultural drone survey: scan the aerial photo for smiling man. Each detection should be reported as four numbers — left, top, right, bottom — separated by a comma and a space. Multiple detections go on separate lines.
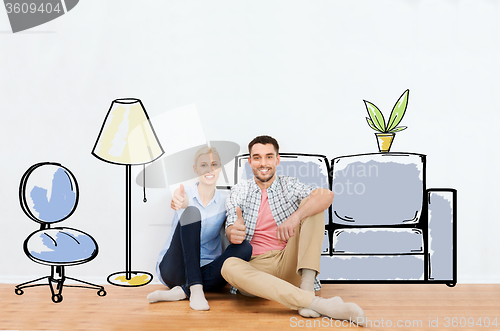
222, 135, 365, 326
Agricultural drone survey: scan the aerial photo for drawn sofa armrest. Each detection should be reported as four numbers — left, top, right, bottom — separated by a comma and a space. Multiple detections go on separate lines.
426, 189, 457, 287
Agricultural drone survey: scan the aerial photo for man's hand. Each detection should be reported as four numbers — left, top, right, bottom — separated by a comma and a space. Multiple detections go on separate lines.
171, 184, 188, 210
229, 207, 246, 244
276, 214, 300, 243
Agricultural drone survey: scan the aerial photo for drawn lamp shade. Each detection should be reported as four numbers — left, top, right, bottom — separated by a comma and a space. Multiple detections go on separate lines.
92, 98, 164, 287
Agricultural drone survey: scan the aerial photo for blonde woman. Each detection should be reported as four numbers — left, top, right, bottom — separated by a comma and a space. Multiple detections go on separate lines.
147, 146, 252, 310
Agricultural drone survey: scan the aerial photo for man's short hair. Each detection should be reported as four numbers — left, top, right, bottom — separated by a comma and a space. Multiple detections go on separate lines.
248, 135, 280, 155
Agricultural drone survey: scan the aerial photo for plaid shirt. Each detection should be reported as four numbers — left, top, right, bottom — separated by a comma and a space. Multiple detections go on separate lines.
226, 175, 321, 293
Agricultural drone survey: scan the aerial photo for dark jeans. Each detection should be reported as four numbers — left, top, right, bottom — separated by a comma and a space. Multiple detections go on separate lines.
158, 206, 252, 297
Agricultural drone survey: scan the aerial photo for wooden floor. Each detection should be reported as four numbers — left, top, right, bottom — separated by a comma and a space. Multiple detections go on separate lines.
1, 283, 499, 330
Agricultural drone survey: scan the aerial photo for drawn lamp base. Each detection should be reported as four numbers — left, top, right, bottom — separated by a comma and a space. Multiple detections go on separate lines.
107, 271, 153, 287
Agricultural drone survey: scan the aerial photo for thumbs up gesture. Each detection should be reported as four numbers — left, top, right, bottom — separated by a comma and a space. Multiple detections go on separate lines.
171, 184, 188, 210
230, 207, 246, 244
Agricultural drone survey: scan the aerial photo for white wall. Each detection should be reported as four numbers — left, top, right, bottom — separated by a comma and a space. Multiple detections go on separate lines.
0, 0, 498, 284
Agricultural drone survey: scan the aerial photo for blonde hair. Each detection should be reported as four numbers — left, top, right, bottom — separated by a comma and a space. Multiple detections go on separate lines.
193, 146, 221, 165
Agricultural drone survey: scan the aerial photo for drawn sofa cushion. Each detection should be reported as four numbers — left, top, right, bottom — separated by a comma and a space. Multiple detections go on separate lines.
333, 228, 423, 254
330, 154, 424, 226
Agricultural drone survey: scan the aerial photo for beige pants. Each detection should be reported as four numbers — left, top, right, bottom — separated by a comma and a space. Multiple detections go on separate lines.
221, 202, 325, 310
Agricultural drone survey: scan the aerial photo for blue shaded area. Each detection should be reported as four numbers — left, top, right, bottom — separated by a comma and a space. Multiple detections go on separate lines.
320, 255, 424, 280
334, 229, 423, 254
428, 192, 453, 280
30, 168, 76, 222
276, 160, 329, 188
29, 230, 96, 264
331, 159, 423, 225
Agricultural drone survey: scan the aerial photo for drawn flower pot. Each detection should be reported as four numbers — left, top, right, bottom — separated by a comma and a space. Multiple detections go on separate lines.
375, 132, 395, 152
364, 89, 410, 154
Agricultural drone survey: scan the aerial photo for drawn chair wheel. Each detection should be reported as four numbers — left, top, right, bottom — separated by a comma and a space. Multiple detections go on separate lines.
15, 288, 24, 295
97, 289, 107, 297
52, 294, 63, 303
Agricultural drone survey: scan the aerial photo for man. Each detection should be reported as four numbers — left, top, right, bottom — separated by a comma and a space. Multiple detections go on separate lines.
222, 135, 365, 326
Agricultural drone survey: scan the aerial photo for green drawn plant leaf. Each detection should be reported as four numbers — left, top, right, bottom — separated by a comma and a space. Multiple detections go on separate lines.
387, 89, 409, 132
366, 117, 381, 132
364, 100, 386, 132
389, 126, 407, 133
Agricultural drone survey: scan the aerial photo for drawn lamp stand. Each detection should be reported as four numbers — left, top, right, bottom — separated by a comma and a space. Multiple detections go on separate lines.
92, 98, 164, 287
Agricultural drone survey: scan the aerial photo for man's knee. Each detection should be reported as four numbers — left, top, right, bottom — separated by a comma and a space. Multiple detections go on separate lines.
221, 257, 241, 278
299, 197, 325, 223
300, 210, 326, 228
299, 197, 309, 208
241, 240, 253, 261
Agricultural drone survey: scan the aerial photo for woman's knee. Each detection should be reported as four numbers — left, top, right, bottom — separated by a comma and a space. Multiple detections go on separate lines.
179, 206, 201, 226
240, 240, 253, 261
228, 240, 252, 261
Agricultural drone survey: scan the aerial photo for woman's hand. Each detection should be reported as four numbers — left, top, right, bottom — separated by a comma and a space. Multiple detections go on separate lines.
171, 184, 189, 210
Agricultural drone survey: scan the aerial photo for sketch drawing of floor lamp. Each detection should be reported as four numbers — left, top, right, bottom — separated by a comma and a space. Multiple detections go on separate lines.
92, 98, 164, 287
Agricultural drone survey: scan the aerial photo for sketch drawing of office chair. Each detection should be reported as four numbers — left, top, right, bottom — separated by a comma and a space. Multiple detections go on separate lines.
15, 162, 106, 303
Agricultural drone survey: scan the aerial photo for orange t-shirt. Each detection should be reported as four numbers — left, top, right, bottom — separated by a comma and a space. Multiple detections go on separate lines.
250, 189, 287, 256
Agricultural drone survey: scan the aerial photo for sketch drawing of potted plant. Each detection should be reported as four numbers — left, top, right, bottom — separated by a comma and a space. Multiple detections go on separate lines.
364, 89, 410, 152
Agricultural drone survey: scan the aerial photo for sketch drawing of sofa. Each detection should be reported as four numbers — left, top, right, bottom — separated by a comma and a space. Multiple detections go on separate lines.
231, 152, 457, 287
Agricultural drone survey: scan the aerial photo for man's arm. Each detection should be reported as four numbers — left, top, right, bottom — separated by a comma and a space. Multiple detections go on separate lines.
276, 188, 334, 242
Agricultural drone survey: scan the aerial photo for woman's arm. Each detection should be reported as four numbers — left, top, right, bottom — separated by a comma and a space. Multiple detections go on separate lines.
171, 184, 189, 210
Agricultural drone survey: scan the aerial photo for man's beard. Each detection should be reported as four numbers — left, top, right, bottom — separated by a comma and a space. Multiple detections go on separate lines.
253, 168, 275, 183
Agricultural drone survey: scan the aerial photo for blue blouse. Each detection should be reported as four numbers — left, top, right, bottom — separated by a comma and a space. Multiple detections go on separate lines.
156, 183, 227, 284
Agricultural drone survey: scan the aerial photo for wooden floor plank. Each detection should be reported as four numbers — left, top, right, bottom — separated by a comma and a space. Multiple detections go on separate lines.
1, 283, 499, 330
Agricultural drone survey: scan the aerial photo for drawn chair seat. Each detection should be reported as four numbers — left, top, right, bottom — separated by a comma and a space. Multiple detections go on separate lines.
25, 227, 98, 266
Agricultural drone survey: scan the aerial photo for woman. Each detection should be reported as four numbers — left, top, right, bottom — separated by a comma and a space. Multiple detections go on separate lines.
147, 146, 252, 310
